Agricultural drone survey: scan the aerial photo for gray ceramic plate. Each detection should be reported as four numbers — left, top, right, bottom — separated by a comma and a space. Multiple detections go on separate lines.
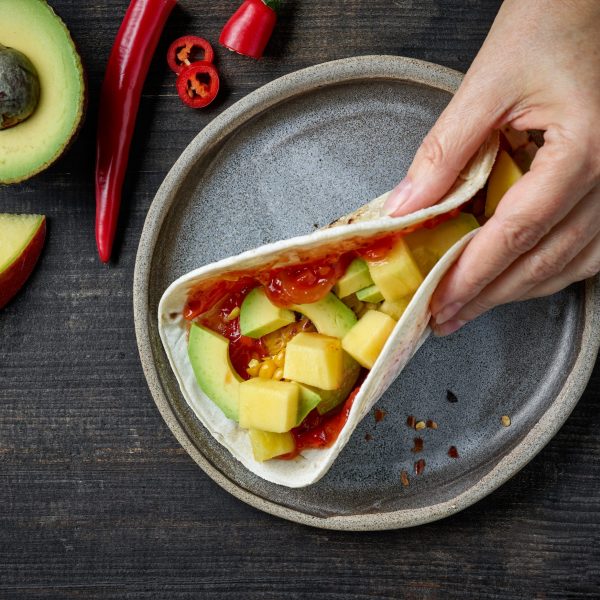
134, 56, 600, 530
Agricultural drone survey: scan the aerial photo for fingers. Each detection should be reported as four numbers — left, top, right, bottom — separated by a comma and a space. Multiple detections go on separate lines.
383, 76, 509, 217
431, 185, 600, 334
430, 135, 597, 327
516, 234, 600, 302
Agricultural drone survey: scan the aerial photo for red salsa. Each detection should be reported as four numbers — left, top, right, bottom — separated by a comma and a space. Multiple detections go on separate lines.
194, 280, 267, 379
181, 205, 473, 458
258, 255, 353, 307
279, 385, 362, 458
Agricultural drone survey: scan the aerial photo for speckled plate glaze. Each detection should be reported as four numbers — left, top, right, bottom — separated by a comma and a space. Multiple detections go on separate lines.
134, 56, 600, 530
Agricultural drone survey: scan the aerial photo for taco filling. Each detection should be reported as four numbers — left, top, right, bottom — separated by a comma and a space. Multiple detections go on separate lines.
182, 206, 487, 462
167, 129, 532, 471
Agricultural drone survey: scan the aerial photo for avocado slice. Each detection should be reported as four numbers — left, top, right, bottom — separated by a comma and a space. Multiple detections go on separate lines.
356, 284, 384, 303
0, 0, 86, 183
188, 323, 242, 422
291, 293, 357, 339
240, 287, 296, 339
333, 258, 373, 298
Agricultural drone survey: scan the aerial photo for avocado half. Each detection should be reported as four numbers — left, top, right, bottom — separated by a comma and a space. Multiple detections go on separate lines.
0, 0, 86, 184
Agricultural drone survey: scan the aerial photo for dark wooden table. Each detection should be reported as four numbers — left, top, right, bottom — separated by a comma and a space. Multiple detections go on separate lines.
2, 1, 599, 598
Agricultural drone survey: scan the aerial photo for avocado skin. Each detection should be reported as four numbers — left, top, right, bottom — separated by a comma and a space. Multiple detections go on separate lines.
0, 45, 40, 129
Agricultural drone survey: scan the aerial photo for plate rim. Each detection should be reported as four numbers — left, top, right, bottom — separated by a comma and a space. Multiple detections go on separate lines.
133, 55, 600, 530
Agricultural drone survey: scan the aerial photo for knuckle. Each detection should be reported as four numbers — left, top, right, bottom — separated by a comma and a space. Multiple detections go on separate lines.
498, 217, 547, 256
577, 256, 600, 281
418, 133, 459, 174
526, 250, 564, 284
464, 296, 493, 319
460, 267, 487, 296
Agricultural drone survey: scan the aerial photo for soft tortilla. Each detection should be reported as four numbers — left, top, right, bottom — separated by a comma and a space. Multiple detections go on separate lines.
158, 132, 498, 487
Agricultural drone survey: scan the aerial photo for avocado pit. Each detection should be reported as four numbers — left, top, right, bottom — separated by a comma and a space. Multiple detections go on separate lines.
0, 44, 40, 129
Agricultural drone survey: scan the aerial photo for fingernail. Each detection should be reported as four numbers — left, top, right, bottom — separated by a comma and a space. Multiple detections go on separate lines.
435, 302, 463, 325
382, 178, 413, 216
433, 318, 466, 337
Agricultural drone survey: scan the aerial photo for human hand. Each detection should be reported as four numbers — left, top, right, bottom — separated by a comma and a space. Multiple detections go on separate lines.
383, 0, 600, 336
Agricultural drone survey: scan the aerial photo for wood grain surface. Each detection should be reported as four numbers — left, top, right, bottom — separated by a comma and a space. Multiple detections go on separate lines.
1, 1, 599, 598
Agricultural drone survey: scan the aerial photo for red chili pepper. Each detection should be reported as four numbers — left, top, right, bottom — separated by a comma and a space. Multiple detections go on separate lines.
219, 0, 280, 59
167, 36, 214, 74
176, 62, 220, 109
95, 0, 176, 263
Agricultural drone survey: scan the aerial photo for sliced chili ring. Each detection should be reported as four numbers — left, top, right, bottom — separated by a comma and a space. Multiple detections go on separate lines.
176, 62, 220, 108
167, 35, 214, 74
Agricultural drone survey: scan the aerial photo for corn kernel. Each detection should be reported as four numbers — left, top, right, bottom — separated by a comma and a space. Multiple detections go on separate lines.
274, 350, 286, 367
273, 368, 284, 381
259, 360, 276, 379
246, 358, 260, 377
225, 306, 240, 321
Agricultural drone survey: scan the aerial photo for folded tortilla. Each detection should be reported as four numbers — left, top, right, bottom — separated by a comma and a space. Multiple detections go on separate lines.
158, 132, 499, 487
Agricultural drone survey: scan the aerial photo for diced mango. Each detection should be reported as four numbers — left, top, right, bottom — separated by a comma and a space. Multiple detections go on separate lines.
485, 150, 523, 218
365, 238, 423, 302
405, 213, 479, 274
248, 429, 295, 462
238, 378, 299, 433
283, 332, 343, 390
334, 258, 374, 298
298, 351, 361, 416
379, 297, 411, 320
342, 310, 396, 369
356, 284, 384, 303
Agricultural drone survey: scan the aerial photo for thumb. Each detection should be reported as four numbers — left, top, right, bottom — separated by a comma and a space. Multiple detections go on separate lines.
383, 78, 508, 217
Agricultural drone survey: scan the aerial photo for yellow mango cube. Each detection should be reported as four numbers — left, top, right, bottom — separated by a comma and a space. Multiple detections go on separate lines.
365, 238, 423, 302
485, 150, 523, 218
283, 332, 343, 390
379, 297, 411, 321
238, 378, 299, 433
248, 429, 295, 461
405, 213, 479, 274
342, 310, 396, 369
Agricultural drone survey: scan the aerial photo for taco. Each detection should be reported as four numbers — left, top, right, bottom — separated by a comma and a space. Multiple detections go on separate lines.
158, 131, 504, 487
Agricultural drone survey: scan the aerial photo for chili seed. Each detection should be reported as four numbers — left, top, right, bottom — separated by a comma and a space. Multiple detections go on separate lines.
374, 409, 387, 422
415, 421, 426, 431
501, 415, 511, 427
401, 470, 410, 487
448, 446, 459, 459
411, 437, 424, 453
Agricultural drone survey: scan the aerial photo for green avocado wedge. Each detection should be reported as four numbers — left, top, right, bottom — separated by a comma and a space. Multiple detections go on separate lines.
188, 324, 242, 422
0, 0, 86, 183
291, 293, 357, 339
239, 287, 296, 339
